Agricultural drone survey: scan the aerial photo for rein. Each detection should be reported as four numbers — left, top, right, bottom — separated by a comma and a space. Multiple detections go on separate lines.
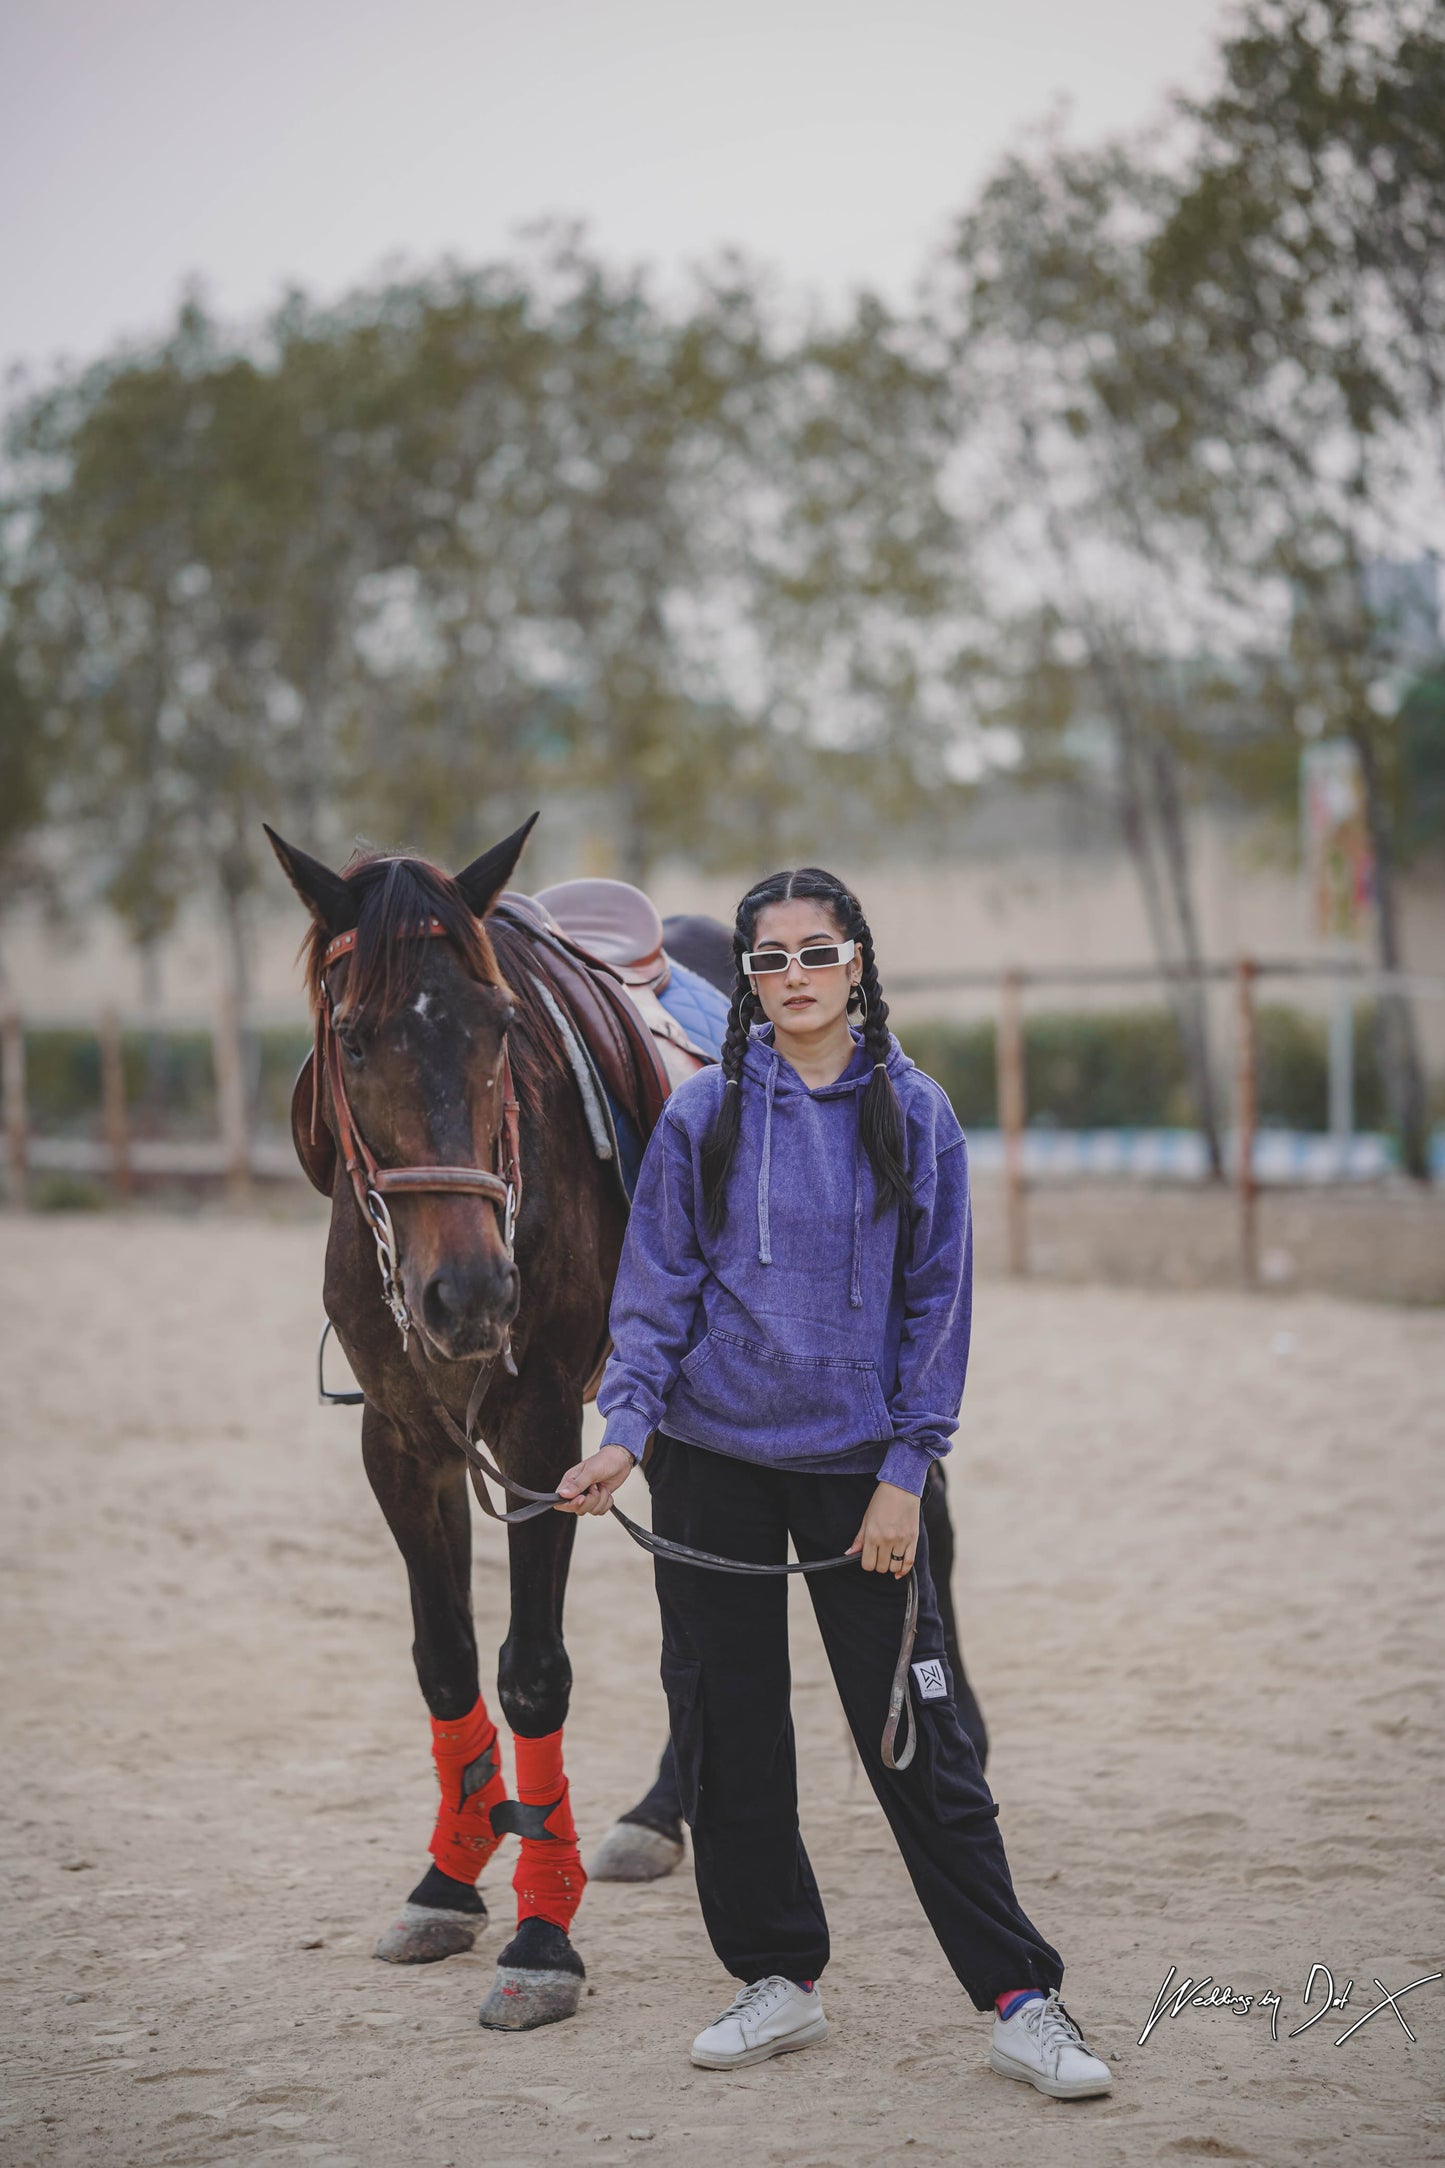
315, 911, 920, 1772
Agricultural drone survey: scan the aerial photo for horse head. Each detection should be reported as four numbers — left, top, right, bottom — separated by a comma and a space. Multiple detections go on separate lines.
266, 815, 544, 1365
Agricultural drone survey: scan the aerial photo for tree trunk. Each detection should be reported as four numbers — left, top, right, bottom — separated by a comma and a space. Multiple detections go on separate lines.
1146, 730, 1226, 1176
614, 769, 650, 890
1022, 420, 1226, 1177
217, 878, 261, 1133
1350, 718, 1430, 1181
138, 935, 168, 1117
1093, 646, 1226, 1178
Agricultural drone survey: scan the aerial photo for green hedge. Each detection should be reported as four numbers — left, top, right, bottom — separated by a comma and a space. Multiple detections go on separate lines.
22, 1025, 312, 1136
1255, 1005, 1387, 1132
896, 1004, 1397, 1130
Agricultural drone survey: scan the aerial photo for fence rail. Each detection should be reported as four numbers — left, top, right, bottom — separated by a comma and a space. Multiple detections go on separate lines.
4, 953, 1442, 1287
889, 959, 1445, 998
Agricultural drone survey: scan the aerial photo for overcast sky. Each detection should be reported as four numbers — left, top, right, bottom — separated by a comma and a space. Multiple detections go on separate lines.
2, 0, 1226, 381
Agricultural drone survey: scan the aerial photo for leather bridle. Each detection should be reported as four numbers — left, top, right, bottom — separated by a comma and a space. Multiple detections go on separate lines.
316, 918, 524, 1364
313, 910, 920, 1771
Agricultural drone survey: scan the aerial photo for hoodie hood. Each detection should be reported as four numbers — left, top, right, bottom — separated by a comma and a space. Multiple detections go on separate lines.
742, 1021, 916, 1307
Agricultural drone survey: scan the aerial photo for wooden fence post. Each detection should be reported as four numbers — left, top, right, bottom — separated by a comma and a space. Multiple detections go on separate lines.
100, 1006, 133, 1200
997, 969, 1028, 1277
215, 986, 252, 1200
2, 1007, 27, 1209
1235, 956, 1259, 1288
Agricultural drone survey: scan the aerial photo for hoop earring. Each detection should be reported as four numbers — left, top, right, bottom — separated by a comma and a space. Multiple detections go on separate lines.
851, 984, 868, 1025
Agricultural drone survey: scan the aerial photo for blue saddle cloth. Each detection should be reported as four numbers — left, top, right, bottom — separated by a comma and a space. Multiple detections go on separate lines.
603, 959, 729, 1202
656, 959, 730, 1059
606, 1097, 646, 1205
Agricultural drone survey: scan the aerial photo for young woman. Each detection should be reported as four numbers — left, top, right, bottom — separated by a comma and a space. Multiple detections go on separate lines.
555, 867, 1111, 2099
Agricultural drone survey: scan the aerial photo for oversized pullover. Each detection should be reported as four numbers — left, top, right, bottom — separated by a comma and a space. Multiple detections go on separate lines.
596, 1020, 972, 1495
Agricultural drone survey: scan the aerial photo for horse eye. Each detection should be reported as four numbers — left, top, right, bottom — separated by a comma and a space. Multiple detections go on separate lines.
336, 1025, 364, 1063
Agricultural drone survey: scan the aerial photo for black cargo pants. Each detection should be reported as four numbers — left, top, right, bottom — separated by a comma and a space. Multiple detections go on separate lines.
645, 1429, 1065, 2009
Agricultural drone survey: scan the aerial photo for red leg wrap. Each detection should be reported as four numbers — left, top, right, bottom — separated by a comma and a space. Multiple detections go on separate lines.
429, 1695, 509, 1886
511, 1729, 586, 1934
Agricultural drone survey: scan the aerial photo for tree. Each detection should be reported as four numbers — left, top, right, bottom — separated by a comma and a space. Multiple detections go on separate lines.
1148, 0, 1445, 1176
932, 143, 1233, 1174
325, 237, 978, 881
923, 0, 1444, 1178
0, 637, 57, 987
732, 288, 980, 863
3, 302, 338, 1011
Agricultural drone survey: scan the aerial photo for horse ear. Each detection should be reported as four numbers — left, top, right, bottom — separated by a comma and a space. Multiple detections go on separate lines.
264, 825, 357, 934
454, 811, 542, 918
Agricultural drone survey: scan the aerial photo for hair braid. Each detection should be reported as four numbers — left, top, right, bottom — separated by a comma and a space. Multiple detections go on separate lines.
699, 868, 912, 1231
850, 920, 910, 1216
698, 969, 755, 1231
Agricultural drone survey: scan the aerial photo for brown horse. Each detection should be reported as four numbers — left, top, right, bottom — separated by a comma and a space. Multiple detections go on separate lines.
268, 812, 645, 2030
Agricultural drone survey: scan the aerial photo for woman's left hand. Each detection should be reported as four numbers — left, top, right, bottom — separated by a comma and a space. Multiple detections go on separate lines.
848, 1481, 921, 1577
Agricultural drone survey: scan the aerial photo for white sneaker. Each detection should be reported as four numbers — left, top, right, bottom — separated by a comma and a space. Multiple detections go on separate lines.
690, 1976, 828, 2069
989, 1988, 1113, 2098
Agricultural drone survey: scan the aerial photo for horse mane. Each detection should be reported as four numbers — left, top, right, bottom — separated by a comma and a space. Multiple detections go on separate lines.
301, 851, 566, 1112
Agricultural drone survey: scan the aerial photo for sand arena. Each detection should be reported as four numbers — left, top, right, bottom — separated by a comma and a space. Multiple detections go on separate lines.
1, 1210, 1441, 2166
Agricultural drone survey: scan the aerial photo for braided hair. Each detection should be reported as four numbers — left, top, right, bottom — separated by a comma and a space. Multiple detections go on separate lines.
698, 866, 910, 1233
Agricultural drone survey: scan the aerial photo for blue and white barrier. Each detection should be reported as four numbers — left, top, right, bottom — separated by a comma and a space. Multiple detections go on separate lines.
963, 1127, 1444, 1184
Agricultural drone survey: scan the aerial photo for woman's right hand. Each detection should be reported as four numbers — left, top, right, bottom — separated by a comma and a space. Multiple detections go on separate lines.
553, 1443, 637, 1516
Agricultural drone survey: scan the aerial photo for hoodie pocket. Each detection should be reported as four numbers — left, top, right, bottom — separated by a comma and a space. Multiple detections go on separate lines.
672, 1326, 892, 1456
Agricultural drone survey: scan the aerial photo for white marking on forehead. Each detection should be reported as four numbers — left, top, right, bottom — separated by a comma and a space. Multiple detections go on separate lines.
412, 992, 431, 1017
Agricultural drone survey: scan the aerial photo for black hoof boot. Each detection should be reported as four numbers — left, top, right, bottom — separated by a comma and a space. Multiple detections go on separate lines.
375, 1864, 488, 1964
479, 1915, 585, 2030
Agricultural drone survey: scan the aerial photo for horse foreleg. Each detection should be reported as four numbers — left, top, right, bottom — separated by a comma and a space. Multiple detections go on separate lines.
589, 1737, 687, 1882
362, 1407, 508, 1963
479, 1500, 587, 2031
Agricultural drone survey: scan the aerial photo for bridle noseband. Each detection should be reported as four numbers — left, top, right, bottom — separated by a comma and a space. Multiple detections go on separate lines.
316, 918, 524, 1365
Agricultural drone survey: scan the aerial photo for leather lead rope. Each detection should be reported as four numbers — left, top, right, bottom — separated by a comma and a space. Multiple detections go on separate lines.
317, 917, 920, 1772
410, 1346, 921, 1771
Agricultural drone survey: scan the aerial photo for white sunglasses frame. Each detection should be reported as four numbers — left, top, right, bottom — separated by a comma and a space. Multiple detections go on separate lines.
741, 937, 858, 978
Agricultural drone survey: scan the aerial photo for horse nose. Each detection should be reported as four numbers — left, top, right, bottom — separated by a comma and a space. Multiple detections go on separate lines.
421, 1261, 520, 1351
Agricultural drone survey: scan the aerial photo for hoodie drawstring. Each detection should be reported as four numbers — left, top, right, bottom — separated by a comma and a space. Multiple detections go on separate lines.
756, 1057, 778, 1264
753, 1039, 868, 1304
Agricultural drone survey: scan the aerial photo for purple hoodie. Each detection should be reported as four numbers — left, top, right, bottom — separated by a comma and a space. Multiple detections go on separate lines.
596, 1019, 972, 1495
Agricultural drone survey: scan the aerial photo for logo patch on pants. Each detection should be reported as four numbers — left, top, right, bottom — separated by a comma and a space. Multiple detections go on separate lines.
911, 1658, 949, 1702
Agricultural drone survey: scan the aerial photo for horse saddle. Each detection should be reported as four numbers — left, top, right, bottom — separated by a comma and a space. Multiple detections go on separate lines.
289, 881, 714, 1203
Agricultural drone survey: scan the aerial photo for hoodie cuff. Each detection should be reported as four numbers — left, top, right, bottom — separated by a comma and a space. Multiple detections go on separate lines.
877, 1440, 938, 1497
599, 1407, 655, 1461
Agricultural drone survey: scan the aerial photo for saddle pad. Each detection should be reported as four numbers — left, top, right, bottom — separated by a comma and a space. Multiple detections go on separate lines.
603, 1087, 646, 1205
655, 960, 730, 1059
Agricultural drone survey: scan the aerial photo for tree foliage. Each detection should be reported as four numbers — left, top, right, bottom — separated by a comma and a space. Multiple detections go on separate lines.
924, 0, 1443, 1175
1, 234, 970, 998
1, 3, 1440, 1175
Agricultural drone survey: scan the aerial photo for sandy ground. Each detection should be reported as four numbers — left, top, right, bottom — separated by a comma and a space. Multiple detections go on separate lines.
1, 1213, 1442, 2168
965, 1172, 1445, 1308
